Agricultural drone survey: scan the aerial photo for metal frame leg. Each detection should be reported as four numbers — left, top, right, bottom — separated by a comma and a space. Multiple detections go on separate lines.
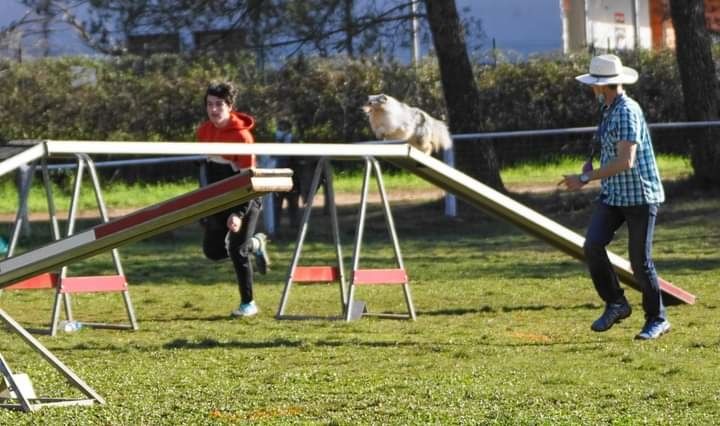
6, 162, 38, 259
276, 158, 346, 319
40, 159, 66, 336
345, 158, 373, 321
0, 354, 32, 412
345, 157, 415, 321
0, 308, 104, 412
323, 161, 347, 311
371, 159, 416, 320
84, 155, 139, 331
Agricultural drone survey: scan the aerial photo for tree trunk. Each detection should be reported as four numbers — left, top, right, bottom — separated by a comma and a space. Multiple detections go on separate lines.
343, 0, 355, 58
423, 0, 504, 191
669, 0, 720, 184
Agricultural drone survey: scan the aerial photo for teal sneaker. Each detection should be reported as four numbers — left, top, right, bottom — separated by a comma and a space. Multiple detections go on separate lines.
635, 319, 670, 340
0, 236, 8, 256
231, 301, 259, 317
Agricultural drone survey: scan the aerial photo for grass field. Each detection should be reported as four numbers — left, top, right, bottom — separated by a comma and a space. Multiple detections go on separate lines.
0, 175, 718, 424
0, 154, 692, 214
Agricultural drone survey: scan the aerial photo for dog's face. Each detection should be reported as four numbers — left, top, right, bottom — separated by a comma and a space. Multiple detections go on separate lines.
362, 94, 390, 114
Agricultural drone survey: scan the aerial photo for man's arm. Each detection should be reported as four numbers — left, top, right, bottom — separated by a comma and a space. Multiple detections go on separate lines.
559, 141, 637, 190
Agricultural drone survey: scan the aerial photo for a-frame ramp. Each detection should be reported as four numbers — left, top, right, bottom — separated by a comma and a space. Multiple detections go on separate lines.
385, 148, 695, 305
0, 142, 46, 178
0, 168, 293, 289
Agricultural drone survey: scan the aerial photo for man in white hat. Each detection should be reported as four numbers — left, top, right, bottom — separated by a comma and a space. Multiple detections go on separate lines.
559, 54, 669, 340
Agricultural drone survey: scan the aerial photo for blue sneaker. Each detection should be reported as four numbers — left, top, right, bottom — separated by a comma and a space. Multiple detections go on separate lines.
254, 233, 270, 275
591, 302, 632, 332
0, 236, 8, 256
231, 301, 259, 317
635, 319, 671, 340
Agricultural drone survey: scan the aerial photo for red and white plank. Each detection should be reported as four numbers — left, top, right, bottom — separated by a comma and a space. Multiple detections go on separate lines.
0, 169, 292, 288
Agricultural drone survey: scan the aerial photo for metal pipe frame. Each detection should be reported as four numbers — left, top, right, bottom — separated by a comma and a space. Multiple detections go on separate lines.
276, 158, 347, 320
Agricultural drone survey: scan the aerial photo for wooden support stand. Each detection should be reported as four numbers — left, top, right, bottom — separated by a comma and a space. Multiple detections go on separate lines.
276, 157, 416, 321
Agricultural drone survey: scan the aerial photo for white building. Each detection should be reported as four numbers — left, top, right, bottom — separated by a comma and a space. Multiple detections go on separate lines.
561, 0, 706, 53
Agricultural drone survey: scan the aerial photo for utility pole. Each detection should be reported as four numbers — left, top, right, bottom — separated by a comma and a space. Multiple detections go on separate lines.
411, 0, 421, 64
632, 0, 640, 48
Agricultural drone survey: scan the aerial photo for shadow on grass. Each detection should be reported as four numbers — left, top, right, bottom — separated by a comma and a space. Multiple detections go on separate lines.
419, 302, 599, 317
657, 257, 720, 273
144, 314, 233, 322
159, 334, 608, 351
163, 337, 303, 350
161, 337, 431, 351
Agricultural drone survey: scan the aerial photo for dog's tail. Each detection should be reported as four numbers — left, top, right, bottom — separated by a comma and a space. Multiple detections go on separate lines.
434, 119, 453, 152
414, 108, 453, 154
422, 111, 452, 152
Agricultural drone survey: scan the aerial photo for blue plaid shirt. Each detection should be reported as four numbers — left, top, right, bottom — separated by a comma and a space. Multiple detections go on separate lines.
597, 94, 665, 206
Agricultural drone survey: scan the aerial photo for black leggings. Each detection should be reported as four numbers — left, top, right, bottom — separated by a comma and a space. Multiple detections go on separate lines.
202, 199, 261, 304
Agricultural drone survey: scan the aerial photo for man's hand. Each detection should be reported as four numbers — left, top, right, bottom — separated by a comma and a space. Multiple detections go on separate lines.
558, 174, 585, 191
227, 214, 242, 233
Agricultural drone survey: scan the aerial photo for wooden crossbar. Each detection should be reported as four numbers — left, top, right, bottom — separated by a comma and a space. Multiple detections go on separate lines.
4, 273, 58, 291
352, 268, 408, 285
59, 276, 128, 294
293, 266, 340, 283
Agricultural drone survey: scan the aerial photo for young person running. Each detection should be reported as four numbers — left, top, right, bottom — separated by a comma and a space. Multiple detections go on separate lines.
196, 81, 270, 317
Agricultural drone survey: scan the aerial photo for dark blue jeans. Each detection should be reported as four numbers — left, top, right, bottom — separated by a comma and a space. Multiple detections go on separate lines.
583, 201, 666, 321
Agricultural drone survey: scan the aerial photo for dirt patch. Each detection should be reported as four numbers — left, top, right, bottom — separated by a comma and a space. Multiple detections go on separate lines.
0, 189, 446, 223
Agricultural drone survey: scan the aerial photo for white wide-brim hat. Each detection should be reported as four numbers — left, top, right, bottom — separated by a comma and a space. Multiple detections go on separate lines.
575, 54, 638, 85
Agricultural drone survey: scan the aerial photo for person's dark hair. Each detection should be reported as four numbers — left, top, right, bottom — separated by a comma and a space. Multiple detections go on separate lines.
277, 119, 291, 132
205, 81, 237, 107
607, 84, 618, 90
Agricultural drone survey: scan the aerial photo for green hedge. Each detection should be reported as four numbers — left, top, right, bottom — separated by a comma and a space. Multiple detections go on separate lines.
0, 50, 686, 141
0, 50, 689, 179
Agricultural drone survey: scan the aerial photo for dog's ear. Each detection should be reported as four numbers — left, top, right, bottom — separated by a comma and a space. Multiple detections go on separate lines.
378, 94, 388, 103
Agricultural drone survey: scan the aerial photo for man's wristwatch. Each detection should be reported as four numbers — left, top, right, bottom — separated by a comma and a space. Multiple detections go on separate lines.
579, 173, 590, 184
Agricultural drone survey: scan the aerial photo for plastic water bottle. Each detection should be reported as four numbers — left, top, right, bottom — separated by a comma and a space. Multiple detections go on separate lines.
59, 320, 83, 333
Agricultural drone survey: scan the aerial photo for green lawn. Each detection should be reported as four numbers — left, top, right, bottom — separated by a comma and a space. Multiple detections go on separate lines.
0, 154, 694, 214
500, 154, 692, 186
0, 184, 718, 424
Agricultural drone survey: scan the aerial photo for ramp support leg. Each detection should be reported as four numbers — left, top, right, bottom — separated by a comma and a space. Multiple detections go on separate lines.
0, 308, 104, 411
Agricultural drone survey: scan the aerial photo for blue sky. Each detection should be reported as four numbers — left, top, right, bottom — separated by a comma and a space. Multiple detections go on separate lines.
1, 0, 563, 58
464, 1, 562, 55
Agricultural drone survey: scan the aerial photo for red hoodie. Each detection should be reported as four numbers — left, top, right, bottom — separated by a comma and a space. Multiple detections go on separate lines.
196, 111, 256, 170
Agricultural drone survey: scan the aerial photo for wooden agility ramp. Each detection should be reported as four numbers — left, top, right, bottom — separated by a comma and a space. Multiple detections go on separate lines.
17, 139, 691, 305
0, 164, 292, 411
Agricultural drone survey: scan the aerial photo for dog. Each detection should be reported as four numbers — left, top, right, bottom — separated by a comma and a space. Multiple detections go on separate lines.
362, 94, 452, 155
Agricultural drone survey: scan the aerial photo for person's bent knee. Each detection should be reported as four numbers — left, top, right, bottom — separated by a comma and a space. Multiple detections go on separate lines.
584, 240, 606, 259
